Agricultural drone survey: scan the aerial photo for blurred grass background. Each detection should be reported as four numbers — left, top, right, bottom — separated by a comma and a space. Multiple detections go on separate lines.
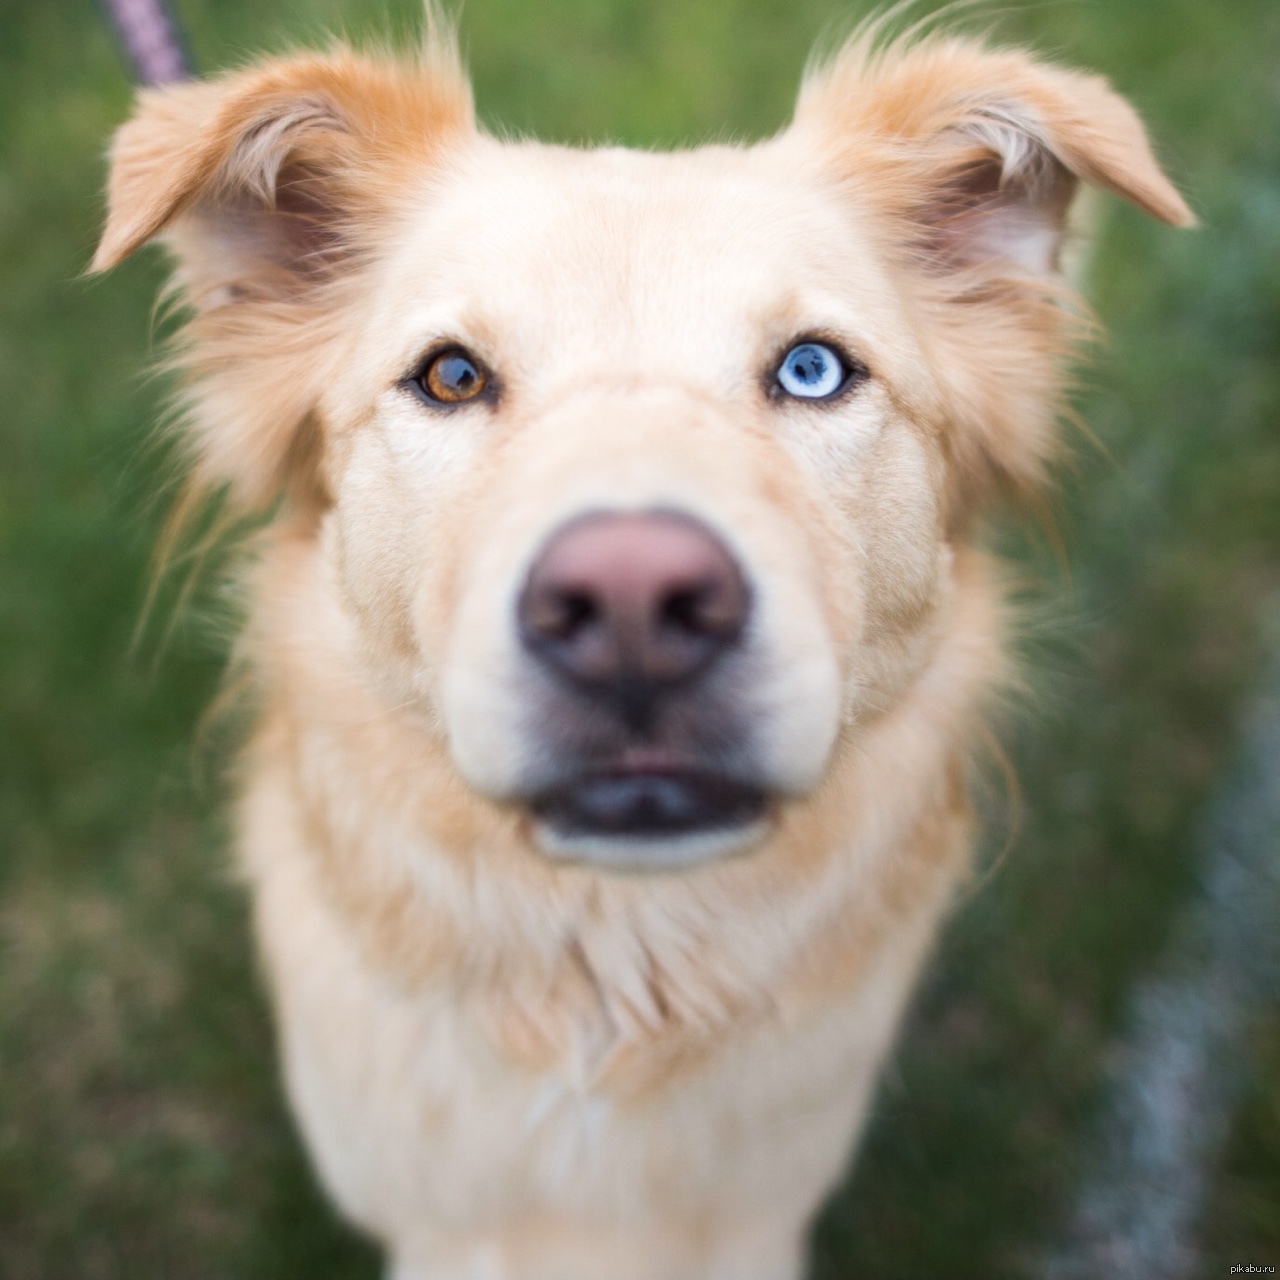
1, 0, 1278, 1275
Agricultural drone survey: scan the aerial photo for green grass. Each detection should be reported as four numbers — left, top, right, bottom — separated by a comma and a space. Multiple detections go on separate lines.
2, 0, 1278, 1275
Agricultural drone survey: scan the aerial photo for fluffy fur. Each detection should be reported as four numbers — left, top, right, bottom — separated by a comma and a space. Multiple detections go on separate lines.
95, 12, 1191, 1279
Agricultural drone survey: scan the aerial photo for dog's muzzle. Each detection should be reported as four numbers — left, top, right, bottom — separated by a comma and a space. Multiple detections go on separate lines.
515, 509, 771, 858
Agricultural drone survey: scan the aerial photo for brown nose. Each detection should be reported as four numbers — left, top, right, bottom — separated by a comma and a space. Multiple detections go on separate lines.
518, 511, 749, 710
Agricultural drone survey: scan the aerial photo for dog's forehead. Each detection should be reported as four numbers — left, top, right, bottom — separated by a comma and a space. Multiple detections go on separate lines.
373, 136, 909, 363
414, 139, 855, 275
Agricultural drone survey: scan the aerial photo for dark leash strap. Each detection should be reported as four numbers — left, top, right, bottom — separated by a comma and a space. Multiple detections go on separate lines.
99, 0, 192, 85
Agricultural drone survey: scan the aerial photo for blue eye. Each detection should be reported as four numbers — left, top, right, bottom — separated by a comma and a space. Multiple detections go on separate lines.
776, 342, 847, 400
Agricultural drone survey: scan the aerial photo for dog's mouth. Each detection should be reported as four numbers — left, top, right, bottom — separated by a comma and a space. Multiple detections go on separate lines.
525, 766, 772, 869
531, 768, 768, 837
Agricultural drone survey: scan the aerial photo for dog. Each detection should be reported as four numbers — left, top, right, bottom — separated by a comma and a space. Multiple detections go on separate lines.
93, 10, 1192, 1278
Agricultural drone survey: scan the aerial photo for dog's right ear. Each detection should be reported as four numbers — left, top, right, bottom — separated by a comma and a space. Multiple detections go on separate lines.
93, 47, 473, 293
91, 45, 473, 510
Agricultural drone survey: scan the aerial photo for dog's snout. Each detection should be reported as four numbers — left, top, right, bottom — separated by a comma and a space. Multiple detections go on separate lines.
518, 511, 749, 704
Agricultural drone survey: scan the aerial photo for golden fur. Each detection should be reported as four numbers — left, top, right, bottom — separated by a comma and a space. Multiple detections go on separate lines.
95, 13, 1191, 1279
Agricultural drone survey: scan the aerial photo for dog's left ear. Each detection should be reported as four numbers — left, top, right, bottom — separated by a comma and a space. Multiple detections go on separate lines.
793, 36, 1193, 274
791, 36, 1194, 515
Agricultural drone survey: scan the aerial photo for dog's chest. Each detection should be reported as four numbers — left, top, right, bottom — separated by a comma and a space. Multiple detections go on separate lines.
252, 825, 935, 1239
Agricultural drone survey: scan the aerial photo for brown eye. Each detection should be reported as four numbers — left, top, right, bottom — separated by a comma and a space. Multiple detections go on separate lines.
416, 347, 489, 404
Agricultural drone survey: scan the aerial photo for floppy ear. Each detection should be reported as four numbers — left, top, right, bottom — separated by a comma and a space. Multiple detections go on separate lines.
93, 45, 473, 508
94, 46, 473, 284
791, 35, 1194, 519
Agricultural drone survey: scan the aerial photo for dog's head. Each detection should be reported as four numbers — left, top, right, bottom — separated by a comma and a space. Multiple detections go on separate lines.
95, 21, 1191, 871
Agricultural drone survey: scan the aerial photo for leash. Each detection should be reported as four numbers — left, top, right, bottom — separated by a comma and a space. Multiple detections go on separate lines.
100, 0, 191, 85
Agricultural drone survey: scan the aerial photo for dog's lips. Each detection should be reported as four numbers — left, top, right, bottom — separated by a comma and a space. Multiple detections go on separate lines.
527, 766, 770, 843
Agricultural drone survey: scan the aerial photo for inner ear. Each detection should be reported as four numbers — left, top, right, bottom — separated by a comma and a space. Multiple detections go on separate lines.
276, 161, 350, 267
923, 126, 1078, 276
171, 118, 372, 307
209, 94, 358, 273
195, 157, 353, 293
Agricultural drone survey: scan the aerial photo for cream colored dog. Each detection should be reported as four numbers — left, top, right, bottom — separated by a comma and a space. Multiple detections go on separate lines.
95, 12, 1191, 1279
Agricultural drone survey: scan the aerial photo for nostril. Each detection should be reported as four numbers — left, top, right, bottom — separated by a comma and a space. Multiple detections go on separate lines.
661, 587, 705, 636
526, 588, 599, 643
560, 592, 598, 639
665, 581, 747, 640
659, 581, 744, 641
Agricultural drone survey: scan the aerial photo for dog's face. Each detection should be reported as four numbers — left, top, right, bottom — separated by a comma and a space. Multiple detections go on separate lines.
95, 31, 1191, 870
334, 140, 943, 867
